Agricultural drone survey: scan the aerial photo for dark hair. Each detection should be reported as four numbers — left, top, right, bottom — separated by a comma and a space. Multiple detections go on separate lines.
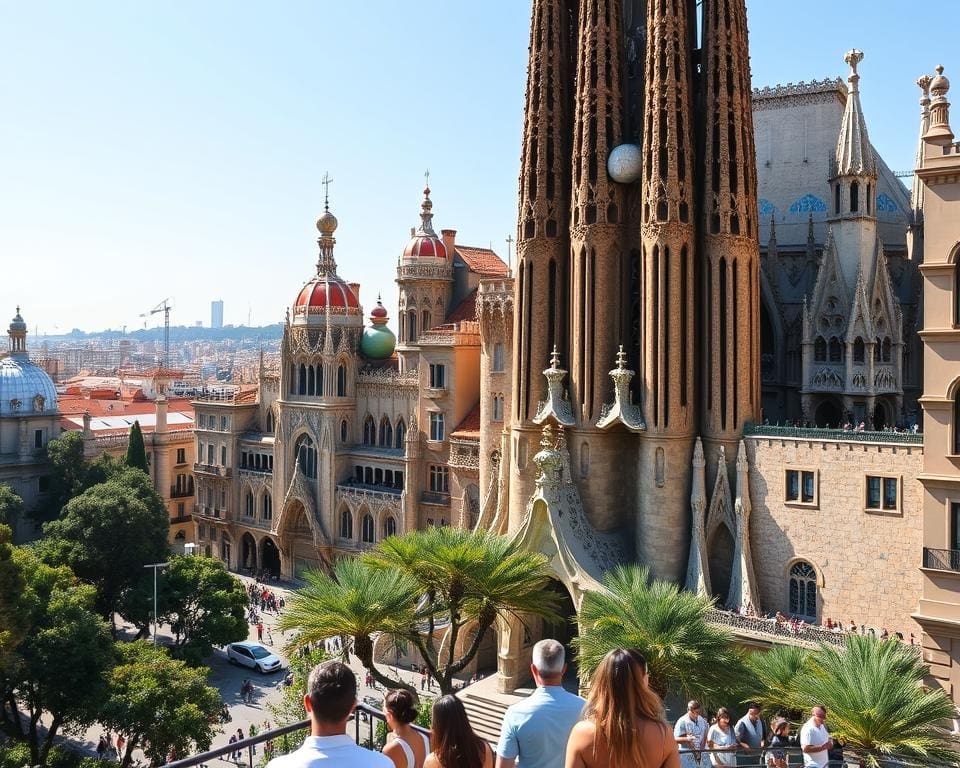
430, 695, 486, 768
306, 660, 356, 723
746, 701, 761, 712
385, 689, 418, 725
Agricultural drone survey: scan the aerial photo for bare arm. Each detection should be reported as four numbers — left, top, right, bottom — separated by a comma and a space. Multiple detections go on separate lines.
382, 741, 404, 768
565, 722, 593, 768
424, 754, 439, 768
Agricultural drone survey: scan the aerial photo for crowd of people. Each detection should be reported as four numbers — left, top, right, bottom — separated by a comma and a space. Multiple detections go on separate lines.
259, 639, 840, 768
721, 603, 915, 646
760, 418, 919, 434
94, 732, 126, 762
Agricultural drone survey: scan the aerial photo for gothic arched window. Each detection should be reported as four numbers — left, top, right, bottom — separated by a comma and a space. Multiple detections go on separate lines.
379, 417, 393, 447
337, 364, 347, 397
361, 514, 374, 543
853, 337, 865, 363
828, 337, 842, 363
363, 416, 376, 446
422, 310, 431, 334
266, 410, 274, 433
384, 516, 397, 539
245, 491, 254, 517
882, 338, 891, 363
408, 311, 418, 343
262, 493, 272, 521
340, 419, 348, 443
316, 365, 324, 396
850, 181, 860, 213
395, 419, 406, 449
875, 338, 882, 362
788, 561, 818, 621
298, 364, 307, 395
814, 336, 827, 362
307, 365, 315, 396
340, 508, 353, 540
294, 435, 317, 479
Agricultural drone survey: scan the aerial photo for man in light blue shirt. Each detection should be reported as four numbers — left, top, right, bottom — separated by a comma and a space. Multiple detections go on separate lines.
496, 639, 585, 768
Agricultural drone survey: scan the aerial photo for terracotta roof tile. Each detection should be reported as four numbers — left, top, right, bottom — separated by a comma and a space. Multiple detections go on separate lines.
445, 289, 478, 323
455, 246, 508, 277
451, 401, 482, 438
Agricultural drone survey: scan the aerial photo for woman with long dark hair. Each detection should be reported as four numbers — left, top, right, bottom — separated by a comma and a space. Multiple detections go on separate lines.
423, 695, 493, 768
383, 689, 430, 768
565, 648, 680, 768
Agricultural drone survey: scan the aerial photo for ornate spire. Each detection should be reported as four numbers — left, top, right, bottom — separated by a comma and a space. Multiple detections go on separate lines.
925, 65, 954, 146
8, 307, 27, 355
533, 346, 576, 427
835, 49, 877, 177
596, 346, 645, 431
685, 437, 711, 597
415, 182, 438, 238
315, 178, 339, 278
912, 74, 934, 217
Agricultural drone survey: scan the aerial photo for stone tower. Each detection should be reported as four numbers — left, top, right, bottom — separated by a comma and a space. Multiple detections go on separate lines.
509, 0, 576, 530
699, 0, 760, 476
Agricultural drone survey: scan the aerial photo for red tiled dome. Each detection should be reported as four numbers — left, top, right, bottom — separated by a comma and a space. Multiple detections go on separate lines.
293, 277, 361, 317
403, 234, 447, 260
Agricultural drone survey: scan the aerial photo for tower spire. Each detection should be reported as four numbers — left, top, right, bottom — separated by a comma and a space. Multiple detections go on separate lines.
836, 50, 876, 178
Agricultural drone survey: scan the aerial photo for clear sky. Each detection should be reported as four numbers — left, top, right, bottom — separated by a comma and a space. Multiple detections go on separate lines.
0, 1, 948, 336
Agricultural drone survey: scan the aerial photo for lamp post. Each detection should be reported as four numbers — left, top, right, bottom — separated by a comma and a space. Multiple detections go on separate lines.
143, 561, 170, 644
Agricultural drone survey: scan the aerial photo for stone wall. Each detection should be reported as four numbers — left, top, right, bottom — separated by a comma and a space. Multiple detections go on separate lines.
746, 434, 923, 638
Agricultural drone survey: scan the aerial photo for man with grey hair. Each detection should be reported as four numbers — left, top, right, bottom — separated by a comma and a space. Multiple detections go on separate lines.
495, 639, 585, 768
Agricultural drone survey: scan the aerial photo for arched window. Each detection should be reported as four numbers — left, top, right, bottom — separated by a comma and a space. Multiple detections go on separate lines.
828, 337, 842, 362
814, 336, 826, 362
245, 491, 254, 517
788, 561, 818, 621
954, 386, 960, 455
408, 311, 417, 343
298, 364, 307, 395
853, 337, 865, 363
954, 261, 960, 326
316, 365, 325, 396
384, 516, 397, 538
361, 514, 374, 543
175, 530, 186, 542
399, 312, 406, 343
379, 417, 393, 447
882, 338, 891, 363
262, 493, 272, 521
422, 310, 431, 334
363, 416, 376, 446
340, 419, 348, 443
866, 182, 872, 214
294, 435, 317, 478
266, 410, 274, 433
874, 338, 882, 362
337, 364, 347, 397
340, 508, 353, 539
850, 181, 859, 213
307, 365, 315, 396
395, 419, 406, 449
289, 365, 296, 395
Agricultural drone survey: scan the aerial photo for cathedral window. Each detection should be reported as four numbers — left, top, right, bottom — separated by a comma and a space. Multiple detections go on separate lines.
429, 412, 445, 442
788, 561, 818, 621
882, 338, 891, 363
422, 310, 431, 333
866, 183, 872, 214
492, 395, 504, 422
850, 181, 859, 213
874, 338, 882, 362
340, 509, 353, 540
316, 365, 325, 395
295, 435, 317, 479
429, 465, 449, 493
853, 337, 865, 363
395, 419, 406, 449
384, 516, 397, 539
363, 416, 376, 446
361, 514, 374, 543
289, 366, 296, 395
429, 364, 446, 389
266, 411, 274, 433
834, 184, 841, 215
337, 365, 347, 397
307, 365, 315, 396
379, 417, 393, 447
408, 311, 418, 343
262, 493, 272, 521
244, 491, 254, 518
340, 419, 348, 443
298, 364, 307, 395
493, 343, 505, 372
814, 336, 826, 362
399, 313, 406, 342
207, 444, 214, 465
828, 337, 842, 363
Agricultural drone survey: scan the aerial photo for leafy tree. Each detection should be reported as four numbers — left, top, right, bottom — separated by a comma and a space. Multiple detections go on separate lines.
792, 636, 959, 768
0, 484, 23, 525
282, 528, 559, 695
0, 548, 114, 765
573, 564, 746, 704
269, 645, 330, 750
101, 641, 224, 767
39, 467, 169, 623
160, 555, 248, 663
124, 420, 148, 473
41, 431, 88, 519
0, 524, 27, 670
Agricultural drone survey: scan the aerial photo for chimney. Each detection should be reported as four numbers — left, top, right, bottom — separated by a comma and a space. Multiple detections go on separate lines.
441, 229, 457, 260
155, 394, 168, 435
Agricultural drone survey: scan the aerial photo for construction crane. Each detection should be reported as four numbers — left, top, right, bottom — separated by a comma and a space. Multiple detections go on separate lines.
141, 299, 172, 368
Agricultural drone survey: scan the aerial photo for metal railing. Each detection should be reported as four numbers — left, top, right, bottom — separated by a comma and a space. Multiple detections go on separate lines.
744, 422, 923, 445
707, 609, 846, 646
924, 546, 960, 572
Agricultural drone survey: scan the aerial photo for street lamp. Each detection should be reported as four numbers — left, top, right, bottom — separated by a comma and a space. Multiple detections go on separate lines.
143, 561, 170, 644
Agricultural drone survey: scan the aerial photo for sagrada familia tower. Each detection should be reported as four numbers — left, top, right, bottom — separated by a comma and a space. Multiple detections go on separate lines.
503, 0, 759, 594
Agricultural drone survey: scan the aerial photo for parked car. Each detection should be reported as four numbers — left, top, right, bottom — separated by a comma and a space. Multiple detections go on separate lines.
227, 642, 283, 674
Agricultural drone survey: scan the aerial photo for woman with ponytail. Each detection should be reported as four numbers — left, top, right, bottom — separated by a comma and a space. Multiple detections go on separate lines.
565, 648, 680, 768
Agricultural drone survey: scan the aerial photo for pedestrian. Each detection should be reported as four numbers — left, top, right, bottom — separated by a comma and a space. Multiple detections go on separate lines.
236, 728, 246, 762
383, 689, 430, 768
765, 717, 790, 768
115, 734, 126, 763
675, 700, 709, 768
267, 625, 274, 645
495, 638, 585, 768
799, 706, 832, 768
248, 723, 259, 755
734, 702, 765, 766
96, 736, 107, 760
423, 695, 492, 768
707, 707, 739, 766
264, 659, 391, 767
564, 648, 679, 768
228, 733, 238, 763
257, 621, 264, 642
420, 672, 427, 691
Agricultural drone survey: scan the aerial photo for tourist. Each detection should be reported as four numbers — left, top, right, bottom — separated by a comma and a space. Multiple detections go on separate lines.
383, 689, 430, 768
424, 695, 493, 768
115, 734, 126, 763
765, 717, 790, 768
265, 659, 391, 767
675, 700, 709, 768
734, 703, 765, 766
799, 706, 832, 768
565, 648, 679, 768
495, 639, 585, 768
706, 707, 738, 766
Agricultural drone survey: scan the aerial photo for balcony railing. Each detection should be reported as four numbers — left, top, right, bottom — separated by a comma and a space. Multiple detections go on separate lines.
194, 505, 223, 520
744, 423, 923, 445
193, 463, 233, 477
421, 490, 451, 506
706, 609, 846, 647
923, 547, 960, 572
170, 486, 195, 499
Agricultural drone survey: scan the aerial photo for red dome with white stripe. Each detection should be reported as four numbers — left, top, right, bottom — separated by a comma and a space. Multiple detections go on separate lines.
293, 277, 361, 317
402, 185, 448, 261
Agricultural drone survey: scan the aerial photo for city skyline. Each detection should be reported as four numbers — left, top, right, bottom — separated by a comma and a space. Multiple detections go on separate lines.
1, 1, 946, 333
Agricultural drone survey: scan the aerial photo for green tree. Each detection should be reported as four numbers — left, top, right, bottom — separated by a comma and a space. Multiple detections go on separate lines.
573, 565, 746, 704
742, 644, 812, 719
124, 420, 148, 473
792, 636, 959, 767
101, 641, 224, 767
160, 555, 248, 663
39, 467, 169, 624
0, 524, 27, 670
41, 431, 88, 519
0, 548, 114, 765
0, 484, 23, 525
269, 646, 329, 750
281, 527, 559, 695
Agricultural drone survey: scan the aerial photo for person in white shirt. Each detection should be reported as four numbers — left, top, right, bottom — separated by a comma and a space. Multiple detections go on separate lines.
799, 706, 832, 768
266, 659, 391, 768
674, 700, 708, 768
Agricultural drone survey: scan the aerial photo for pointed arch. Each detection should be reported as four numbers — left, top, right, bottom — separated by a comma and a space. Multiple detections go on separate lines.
298, 363, 307, 395
262, 491, 273, 521
361, 510, 375, 543
337, 362, 348, 397
339, 505, 353, 540
340, 418, 349, 443
814, 336, 827, 362
379, 416, 393, 447
853, 337, 865, 363
828, 336, 842, 362
293, 434, 317, 478
363, 415, 376, 446
395, 418, 406, 449
384, 515, 397, 539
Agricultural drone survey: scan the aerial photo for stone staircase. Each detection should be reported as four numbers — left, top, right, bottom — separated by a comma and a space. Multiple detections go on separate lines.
458, 691, 514, 745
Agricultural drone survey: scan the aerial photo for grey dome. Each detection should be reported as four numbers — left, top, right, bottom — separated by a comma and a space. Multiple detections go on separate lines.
0, 356, 57, 416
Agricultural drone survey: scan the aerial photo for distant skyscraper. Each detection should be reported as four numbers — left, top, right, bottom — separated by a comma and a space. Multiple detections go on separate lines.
211, 300, 224, 329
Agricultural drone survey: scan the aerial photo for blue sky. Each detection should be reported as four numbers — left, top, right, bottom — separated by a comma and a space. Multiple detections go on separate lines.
0, 1, 947, 335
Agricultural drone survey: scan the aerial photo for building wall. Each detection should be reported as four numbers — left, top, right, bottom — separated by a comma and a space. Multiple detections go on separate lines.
747, 435, 923, 637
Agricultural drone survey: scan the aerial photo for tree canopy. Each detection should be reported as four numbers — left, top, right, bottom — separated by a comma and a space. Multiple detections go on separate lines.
0, 484, 23, 525
124, 420, 148, 473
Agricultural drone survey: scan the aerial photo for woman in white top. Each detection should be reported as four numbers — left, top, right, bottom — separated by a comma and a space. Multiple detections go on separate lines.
383, 689, 431, 768
706, 707, 738, 767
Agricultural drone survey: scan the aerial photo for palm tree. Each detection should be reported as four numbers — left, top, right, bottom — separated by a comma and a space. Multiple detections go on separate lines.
742, 643, 812, 719
366, 526, 561, 694
278, 557, 421, 693
574, 564, 746, 705
793, 635, 959, 767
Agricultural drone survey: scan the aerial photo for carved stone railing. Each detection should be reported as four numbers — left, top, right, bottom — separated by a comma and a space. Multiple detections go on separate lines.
744, 423, 922, 445
449, 438, 480, 470
397, 263, 453, 282
337, 483, 402, 502
706, 609, 845, 647
92, 433, 130, 449
358, 369, 419, 388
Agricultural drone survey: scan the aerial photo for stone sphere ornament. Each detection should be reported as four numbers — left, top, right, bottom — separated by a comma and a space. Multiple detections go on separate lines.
607, 143, 643, 184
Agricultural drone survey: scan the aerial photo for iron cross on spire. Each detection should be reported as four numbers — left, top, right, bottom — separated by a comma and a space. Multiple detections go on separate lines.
321, 172, 333, 211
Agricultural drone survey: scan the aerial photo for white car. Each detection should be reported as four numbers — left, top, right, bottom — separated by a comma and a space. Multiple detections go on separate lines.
227, 642, 283, 674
